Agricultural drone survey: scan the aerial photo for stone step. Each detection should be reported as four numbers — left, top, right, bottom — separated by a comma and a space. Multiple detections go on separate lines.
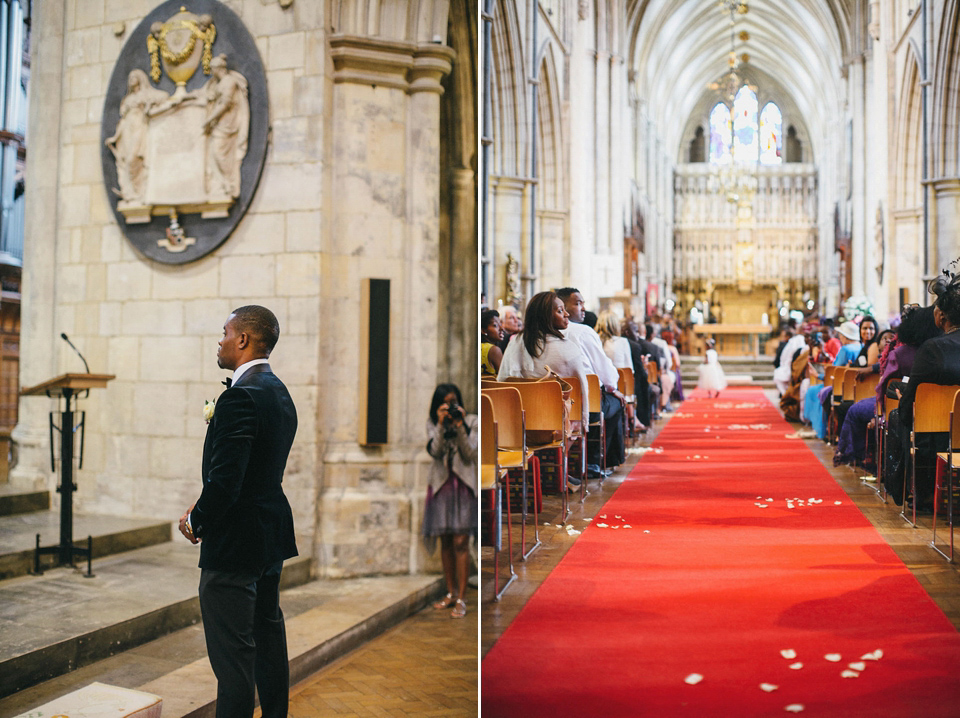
0, 538, 313, 700
0, 486, 50, 517
0, 545, 443, 718
0, 510, 173, 580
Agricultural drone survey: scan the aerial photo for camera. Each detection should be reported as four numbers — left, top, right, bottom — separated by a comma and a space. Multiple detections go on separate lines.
443, 401, 463, 426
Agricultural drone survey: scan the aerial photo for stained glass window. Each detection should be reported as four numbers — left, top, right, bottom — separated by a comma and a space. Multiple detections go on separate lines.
709, 103, 732, 165
759, 102, 782, 165
732, 86, 758, 164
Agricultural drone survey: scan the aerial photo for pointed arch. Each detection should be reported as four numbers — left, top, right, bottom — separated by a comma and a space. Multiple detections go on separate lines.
536, 41, 564, 211
895, 49, 924, 210
491, 0, 526, 177
933, 0, 960, 177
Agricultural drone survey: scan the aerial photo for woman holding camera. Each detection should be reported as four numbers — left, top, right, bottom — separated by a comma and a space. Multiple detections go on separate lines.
423, 383, 477, 618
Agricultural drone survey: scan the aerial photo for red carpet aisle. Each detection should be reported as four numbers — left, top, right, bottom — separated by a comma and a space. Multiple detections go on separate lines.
481, 389, 960, 717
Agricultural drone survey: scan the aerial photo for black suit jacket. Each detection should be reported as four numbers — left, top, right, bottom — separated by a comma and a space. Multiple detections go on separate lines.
190, 364, 298, 573
898, 330, 960, 428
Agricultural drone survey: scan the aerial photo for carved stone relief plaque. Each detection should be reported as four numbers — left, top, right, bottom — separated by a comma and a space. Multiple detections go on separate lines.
101, 0, 268, 264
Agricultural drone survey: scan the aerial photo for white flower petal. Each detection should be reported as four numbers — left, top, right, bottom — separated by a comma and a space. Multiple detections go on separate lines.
644, 530, 651, 534
780, 649, 797, 659
596, 523, 609, 528
848, 662, 866, 671
760, 683, 778, 692
824, 654, 842, 662
861, 649, 883, 661
834, 501, 843, 505
785, 705, 804, 713
789, 662, 803, 670
684, 673, 703, 685
623, 524, 632, 529
841, 670, 859, 678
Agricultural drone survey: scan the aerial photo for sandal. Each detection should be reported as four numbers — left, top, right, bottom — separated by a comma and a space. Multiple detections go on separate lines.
450, 599, 467, 619
433, 592, 454, 610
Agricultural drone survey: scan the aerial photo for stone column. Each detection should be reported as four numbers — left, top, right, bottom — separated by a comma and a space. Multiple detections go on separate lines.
10, 0, 65, 491
318, 34, 453, 577
932, 178, 960, 275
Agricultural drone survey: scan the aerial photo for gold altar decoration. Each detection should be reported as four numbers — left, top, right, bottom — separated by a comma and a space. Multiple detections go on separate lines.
147, 7, 216, 85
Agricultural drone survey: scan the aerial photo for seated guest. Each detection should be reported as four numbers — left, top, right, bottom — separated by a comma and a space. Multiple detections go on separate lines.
498, 291, 589, 492
885, 276, 960, 506
853, 315, 881, 367
647, 324, 676, 412
622, 320, 655, 426
556, 287, 626, 474
498, 305, 522, 352
774, 327, 808, 396
597, 310, 644, 433
481, 309, 504, 377
661, 330, 685, 403
802, 321, 861, 439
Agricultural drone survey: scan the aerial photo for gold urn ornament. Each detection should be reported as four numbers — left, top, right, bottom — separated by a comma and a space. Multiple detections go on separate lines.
147, 7, 216, 86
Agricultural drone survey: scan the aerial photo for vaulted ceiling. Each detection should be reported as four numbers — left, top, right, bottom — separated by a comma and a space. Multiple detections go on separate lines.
626, 0, 857, 163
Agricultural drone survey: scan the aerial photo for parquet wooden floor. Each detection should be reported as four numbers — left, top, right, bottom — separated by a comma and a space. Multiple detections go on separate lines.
286, 595, 478, 717
481, 391, 960, 657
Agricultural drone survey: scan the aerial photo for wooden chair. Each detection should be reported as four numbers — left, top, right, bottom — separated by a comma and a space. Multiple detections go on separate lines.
853, 371, 880, 402
482, 386, 542, 559
618, 367, 636, 438
932, 389, 960, 561
494, 380, 571, 519
480, 394, 515, 600
827, 367, 850, 444
645, 360, 661, 419
586, 373, 606, 480
904, 384, 959, 527
874, 394, 899, 503
561, 376, 588, 502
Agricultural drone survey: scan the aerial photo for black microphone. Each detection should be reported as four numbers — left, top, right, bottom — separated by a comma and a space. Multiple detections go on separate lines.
61, 332, 91, 374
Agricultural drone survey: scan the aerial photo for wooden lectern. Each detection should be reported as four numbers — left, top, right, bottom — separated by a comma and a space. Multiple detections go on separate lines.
21, 373, 115, 574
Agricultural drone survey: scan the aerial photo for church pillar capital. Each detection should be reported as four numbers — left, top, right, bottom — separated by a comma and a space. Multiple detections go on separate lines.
329, 34, 454, 94
930, 177, 960, 196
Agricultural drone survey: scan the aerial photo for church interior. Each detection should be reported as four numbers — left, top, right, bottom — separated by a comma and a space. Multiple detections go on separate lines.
481, 0, 960, 714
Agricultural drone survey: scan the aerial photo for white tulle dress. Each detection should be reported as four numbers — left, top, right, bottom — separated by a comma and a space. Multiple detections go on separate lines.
697, 348, 727, 393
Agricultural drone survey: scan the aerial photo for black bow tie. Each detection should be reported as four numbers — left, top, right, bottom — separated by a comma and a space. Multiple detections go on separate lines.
222, 377, 232, 388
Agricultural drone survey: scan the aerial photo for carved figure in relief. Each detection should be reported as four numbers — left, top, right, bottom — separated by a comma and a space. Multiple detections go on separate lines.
197, 54, 250, 200
105, 69, 170, 202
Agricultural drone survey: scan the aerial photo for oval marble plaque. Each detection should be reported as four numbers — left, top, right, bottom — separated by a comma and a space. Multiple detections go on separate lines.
100, 0, 268, 264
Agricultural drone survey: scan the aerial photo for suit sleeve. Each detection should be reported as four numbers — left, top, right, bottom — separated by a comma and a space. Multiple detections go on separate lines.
898, 341, 940, 428
190, 389, 258, 539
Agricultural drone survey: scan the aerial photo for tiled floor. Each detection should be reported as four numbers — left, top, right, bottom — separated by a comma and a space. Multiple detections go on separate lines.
286, 593, 478, 717
481, 391, 960, 658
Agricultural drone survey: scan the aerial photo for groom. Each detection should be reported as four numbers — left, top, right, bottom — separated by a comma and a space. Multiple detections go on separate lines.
178, 305, 298, 718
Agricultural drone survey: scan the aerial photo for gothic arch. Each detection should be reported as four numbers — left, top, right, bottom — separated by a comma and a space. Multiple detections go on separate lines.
895, 49, 924, 210
491, 0, 526, 177
932, 0, 960, 178
536, 41, 564, 211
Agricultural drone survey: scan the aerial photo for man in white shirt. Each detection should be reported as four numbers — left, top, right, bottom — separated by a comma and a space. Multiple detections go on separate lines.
646, 323, 676, 412
556, 287, 626, 475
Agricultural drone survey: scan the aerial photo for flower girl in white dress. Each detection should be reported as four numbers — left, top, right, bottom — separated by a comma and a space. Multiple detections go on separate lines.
697, 339, 727, 398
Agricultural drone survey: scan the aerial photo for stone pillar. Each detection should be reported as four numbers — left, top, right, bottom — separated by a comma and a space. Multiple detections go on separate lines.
10, 0, 65, 492
932, 178, 960, 275
446, 167, 477, 405
319, 33, 453, 577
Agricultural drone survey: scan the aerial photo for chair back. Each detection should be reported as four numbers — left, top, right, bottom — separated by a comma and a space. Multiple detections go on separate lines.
645, 359, 660, 384
495, 381, 565, 435
480, 394, 499, 489
480, 378, 501, 389
561, 377, 585, 433
822, 365, 837, 387
841, 370, 857, 402
830, 367, 849, 405
586, 374, 603, 413
914, 383, 960, 434
618, 367, 635, 399
951, 389, 960, 452
482, 386, 525, 451
853, 372, 881, 402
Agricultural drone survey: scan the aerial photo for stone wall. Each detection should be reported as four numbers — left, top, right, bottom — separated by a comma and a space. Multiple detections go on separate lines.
14, 0, 468, 579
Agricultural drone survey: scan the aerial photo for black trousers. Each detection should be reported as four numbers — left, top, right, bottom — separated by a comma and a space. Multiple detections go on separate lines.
588, 391, 625, 467
199, 561, 289, 718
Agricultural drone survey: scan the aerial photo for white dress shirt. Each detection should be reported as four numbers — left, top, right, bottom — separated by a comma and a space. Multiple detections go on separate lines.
563, 322, 619, 390
232, 357, 270, 385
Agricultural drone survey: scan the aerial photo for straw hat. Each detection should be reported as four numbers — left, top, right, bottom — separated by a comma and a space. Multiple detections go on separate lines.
837, 321, 859, 341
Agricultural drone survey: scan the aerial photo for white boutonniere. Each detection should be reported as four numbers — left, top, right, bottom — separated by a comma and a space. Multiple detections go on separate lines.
203, 400, 215, 424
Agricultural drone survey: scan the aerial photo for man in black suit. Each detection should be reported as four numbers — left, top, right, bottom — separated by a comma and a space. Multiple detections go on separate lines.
179, 305, 298, 718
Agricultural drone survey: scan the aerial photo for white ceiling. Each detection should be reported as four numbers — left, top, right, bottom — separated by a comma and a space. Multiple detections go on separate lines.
626, 0, 855, 162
